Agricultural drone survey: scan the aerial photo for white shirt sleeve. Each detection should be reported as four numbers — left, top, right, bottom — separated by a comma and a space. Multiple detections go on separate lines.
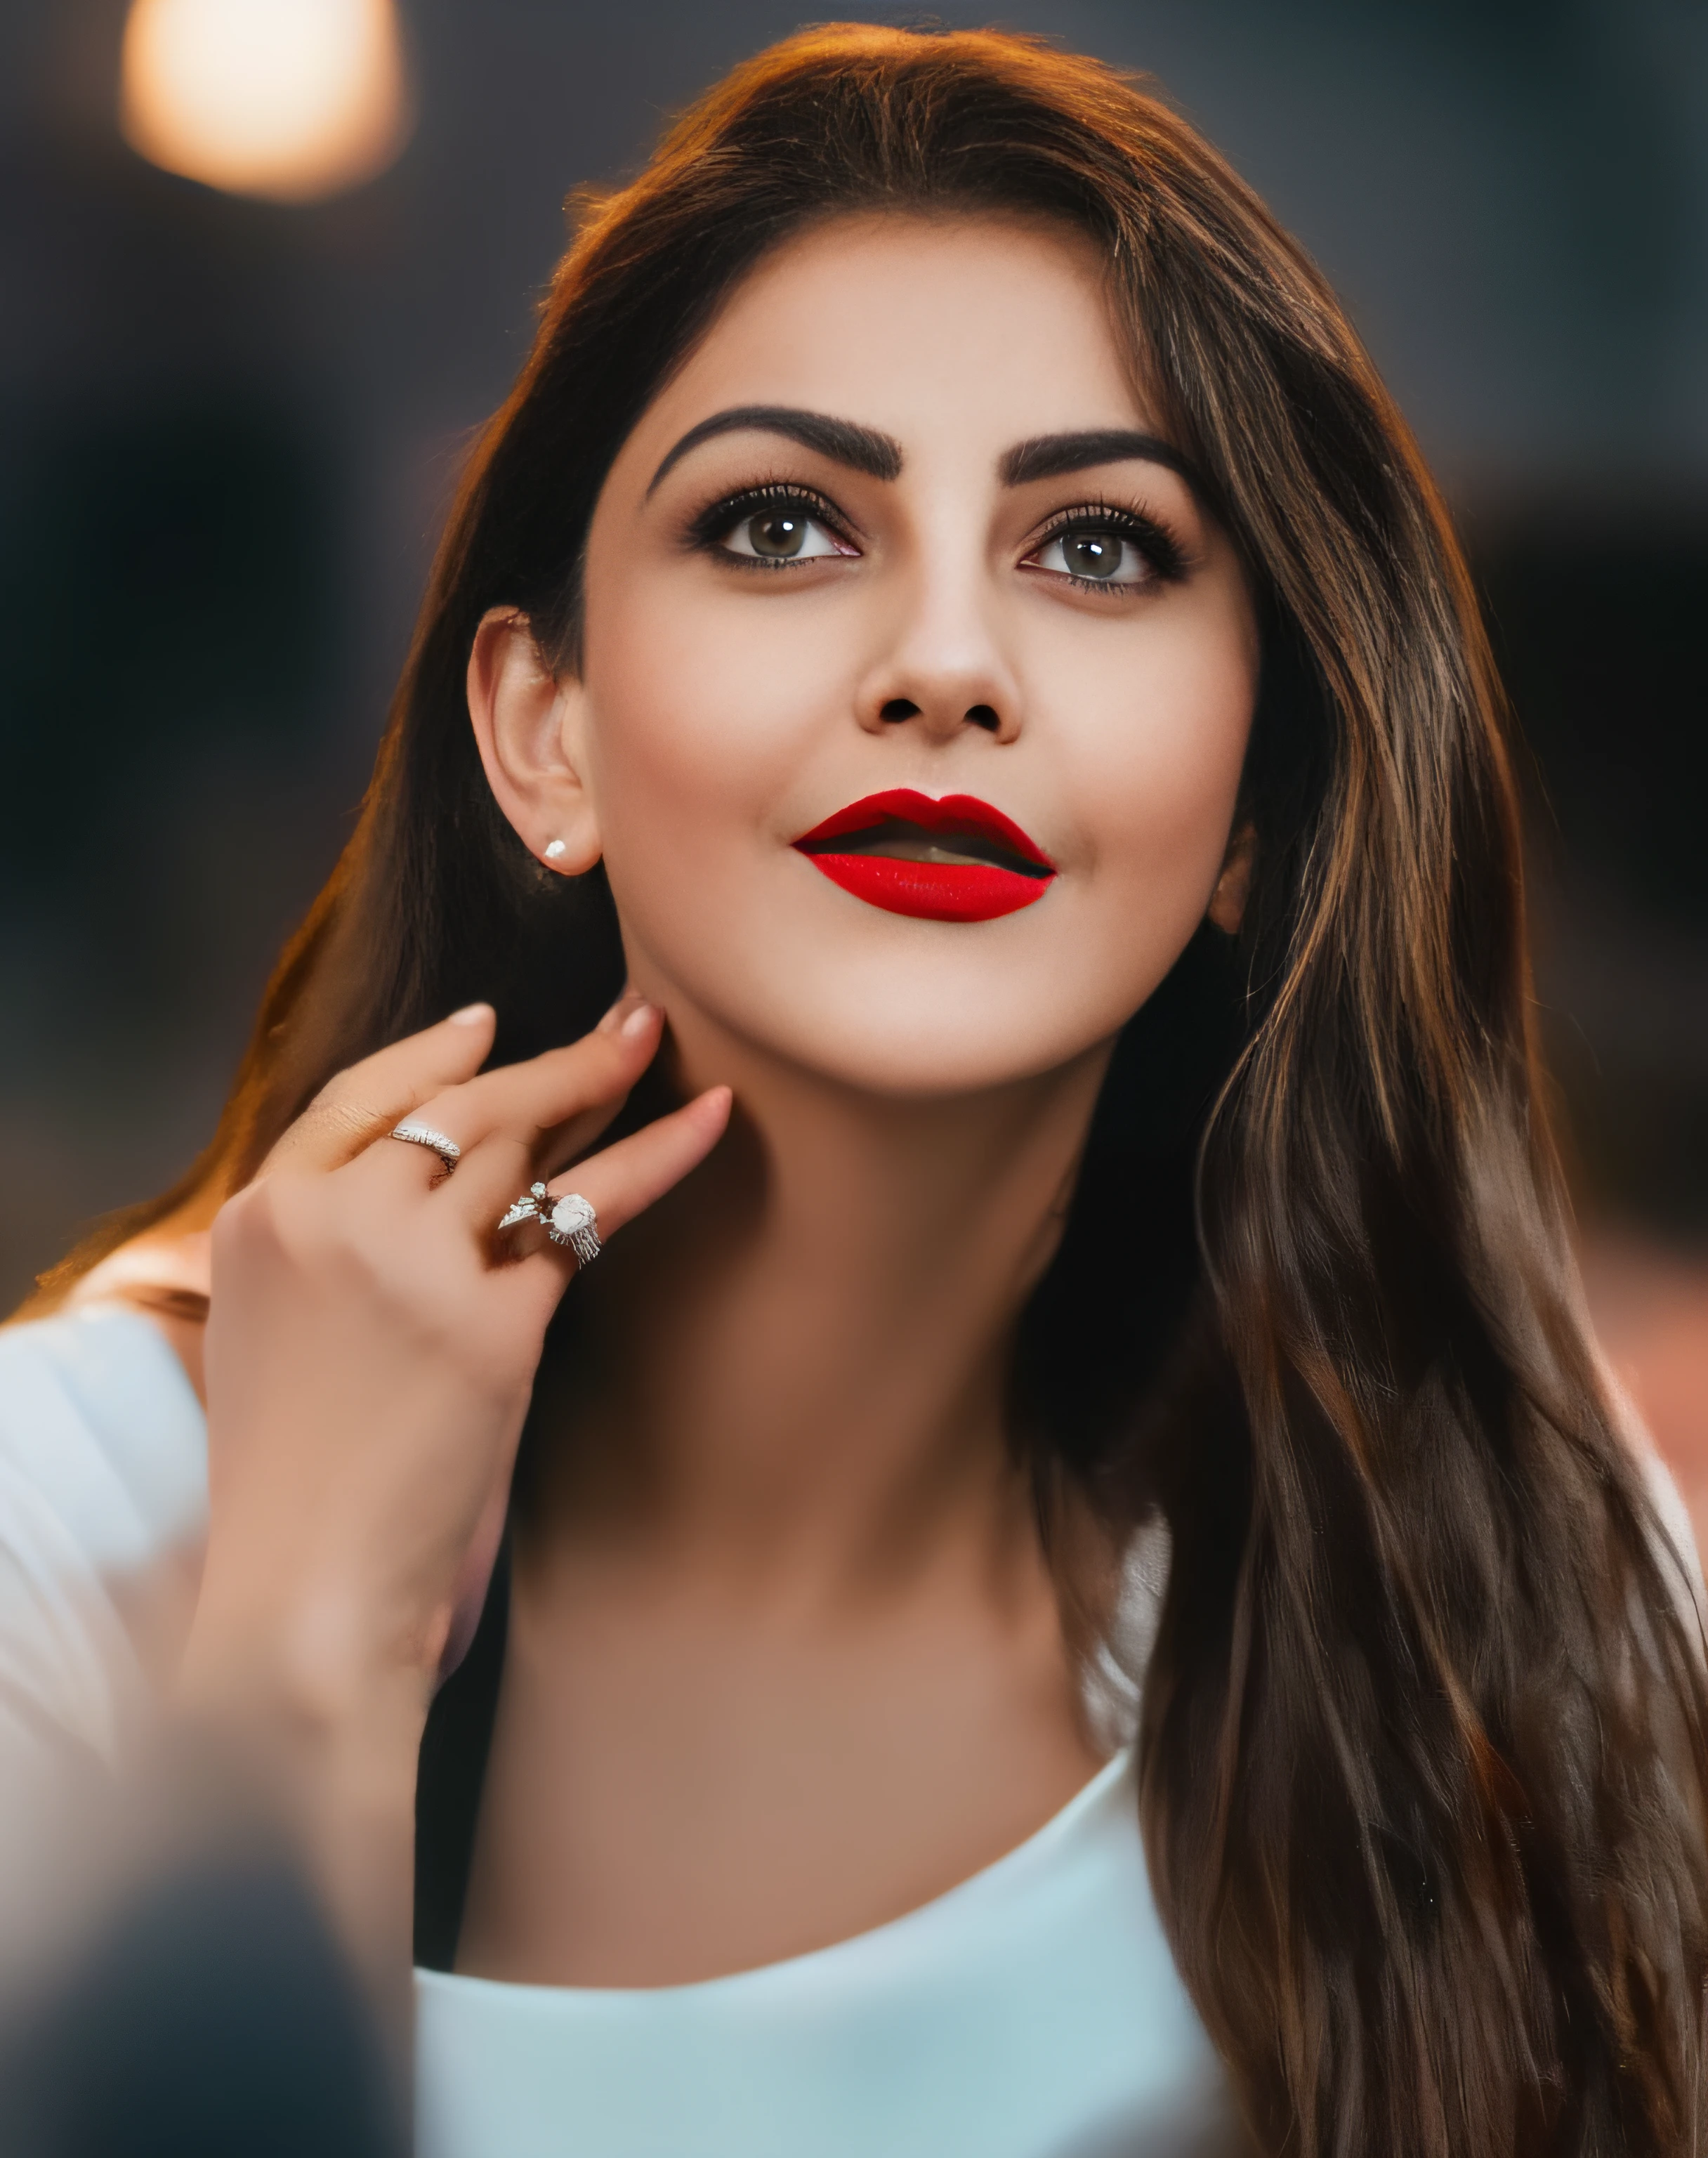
0, 1304, 208, 1769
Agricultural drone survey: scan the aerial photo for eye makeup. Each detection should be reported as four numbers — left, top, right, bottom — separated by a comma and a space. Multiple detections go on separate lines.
1020, 497, 1188, 591
685, 480, 861, 567
679, 471, 1190, 591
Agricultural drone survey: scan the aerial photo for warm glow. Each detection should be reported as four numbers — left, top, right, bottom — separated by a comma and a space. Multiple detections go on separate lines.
119, 0, 412, 203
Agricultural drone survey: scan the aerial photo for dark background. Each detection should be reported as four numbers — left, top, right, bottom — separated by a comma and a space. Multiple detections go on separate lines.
3, 1, 1704, 1420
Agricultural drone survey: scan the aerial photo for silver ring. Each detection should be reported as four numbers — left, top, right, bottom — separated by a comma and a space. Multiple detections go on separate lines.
390, 1120, 461, 1172
498, 1182, 602, 1267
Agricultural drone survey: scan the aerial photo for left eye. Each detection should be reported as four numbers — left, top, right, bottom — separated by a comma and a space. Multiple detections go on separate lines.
719, 506, 849, 562
1029, 528, 1150, 585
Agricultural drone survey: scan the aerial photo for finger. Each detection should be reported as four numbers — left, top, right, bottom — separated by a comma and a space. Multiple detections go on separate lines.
504, 1087, 732, 1281
261, 1004, 496, 1179
371, 997, 662, 1215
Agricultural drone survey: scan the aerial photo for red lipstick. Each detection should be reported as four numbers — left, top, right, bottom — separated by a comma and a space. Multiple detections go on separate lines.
793, 789, 1056, 923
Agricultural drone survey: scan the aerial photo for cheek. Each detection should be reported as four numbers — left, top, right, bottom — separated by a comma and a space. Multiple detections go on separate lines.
582, 580, 819, 865
1055, 605, 1256, 957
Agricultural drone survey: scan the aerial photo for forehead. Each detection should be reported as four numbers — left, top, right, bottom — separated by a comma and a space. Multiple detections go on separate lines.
624, 211, 1151, 469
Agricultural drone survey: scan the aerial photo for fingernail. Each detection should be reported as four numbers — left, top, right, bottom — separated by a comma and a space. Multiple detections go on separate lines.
449, 1002, 494, 1026
598, 990, 652, 1036
620, 1000, 658, 1039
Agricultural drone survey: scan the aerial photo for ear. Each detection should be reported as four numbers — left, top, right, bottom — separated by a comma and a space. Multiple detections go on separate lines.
1207, 820, 1256, 935
466, 607, 602, 875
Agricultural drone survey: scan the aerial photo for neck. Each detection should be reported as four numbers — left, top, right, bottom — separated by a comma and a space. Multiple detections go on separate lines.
532, 1002, 1113, 1602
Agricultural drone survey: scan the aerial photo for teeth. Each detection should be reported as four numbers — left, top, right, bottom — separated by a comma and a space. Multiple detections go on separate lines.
811, 818, 1043, 876
857, 835, 997, 869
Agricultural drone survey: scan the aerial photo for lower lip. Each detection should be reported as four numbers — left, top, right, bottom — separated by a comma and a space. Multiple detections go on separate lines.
801, 853, 1053, 922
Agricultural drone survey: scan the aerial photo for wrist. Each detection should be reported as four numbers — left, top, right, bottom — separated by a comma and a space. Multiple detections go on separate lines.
178, 1561, 436, 1758
174, 1578, 434, 2003
183, 1503, 450, 1706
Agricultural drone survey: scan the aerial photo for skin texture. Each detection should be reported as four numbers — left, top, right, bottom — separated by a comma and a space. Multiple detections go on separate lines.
481, 213, 1258, 1097
162, 212, 1259, 2007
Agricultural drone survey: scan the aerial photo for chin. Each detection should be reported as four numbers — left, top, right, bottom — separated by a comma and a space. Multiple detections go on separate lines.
613, 874, 1189, 1102
674, 966, 1145, 1102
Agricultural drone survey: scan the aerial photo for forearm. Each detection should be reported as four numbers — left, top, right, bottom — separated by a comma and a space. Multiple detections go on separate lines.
174, 1576, 432, 2030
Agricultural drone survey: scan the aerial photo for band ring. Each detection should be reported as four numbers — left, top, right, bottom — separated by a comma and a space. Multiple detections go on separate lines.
498, 1183, 602, 1267
390, 1120, 462, 1173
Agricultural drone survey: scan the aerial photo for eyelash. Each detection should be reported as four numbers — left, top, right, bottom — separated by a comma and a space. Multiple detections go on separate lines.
687, 480, 856, 564
1027, 500, 1187, 591
685, 480, 1187, 589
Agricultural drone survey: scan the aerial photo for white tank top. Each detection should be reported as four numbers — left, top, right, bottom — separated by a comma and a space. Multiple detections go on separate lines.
0, 1302, 1247, 2153
415, 1746, 1239, 2157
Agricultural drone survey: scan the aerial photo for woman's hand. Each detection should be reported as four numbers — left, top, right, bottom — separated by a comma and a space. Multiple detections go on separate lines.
176, 993, 728, 1987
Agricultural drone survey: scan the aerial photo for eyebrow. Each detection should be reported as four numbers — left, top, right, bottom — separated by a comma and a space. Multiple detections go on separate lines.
999, 429, 1206, 497
647, 405, 905, 495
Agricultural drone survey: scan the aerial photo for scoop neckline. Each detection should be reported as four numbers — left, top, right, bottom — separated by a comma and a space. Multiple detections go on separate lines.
419, 1745, 1135, 2002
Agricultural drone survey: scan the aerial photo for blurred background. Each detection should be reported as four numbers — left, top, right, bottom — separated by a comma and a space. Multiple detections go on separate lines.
1, 1, 1704, 1507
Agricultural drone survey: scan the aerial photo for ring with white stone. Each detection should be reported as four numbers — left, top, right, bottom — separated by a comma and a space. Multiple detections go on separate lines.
498, 1183, 602, 1267
389, 1120, 461, 1172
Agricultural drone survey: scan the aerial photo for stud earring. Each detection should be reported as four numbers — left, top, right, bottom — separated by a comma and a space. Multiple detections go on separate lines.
543, 839, 567, 861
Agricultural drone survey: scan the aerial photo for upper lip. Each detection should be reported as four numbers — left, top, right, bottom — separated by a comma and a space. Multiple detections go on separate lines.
792, 790, 1056, 872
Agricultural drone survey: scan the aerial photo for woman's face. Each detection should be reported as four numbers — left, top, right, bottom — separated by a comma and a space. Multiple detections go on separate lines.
490, 214, 1259, 1098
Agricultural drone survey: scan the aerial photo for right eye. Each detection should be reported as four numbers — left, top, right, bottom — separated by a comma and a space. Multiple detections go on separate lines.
716, 497, 855, 564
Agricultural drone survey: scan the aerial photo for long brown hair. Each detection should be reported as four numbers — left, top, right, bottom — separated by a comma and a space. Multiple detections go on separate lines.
32, 26, 1708, 2154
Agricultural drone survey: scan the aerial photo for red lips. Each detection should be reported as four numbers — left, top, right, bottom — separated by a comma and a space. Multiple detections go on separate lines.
793, 789, 1056, 923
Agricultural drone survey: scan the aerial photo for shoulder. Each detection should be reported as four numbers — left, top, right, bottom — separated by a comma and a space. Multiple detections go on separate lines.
0, 1301, 208, 1568
0, 1300, 208, 1763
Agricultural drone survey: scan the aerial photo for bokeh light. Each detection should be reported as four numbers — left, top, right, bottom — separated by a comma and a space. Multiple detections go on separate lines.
119, 0, 412, 204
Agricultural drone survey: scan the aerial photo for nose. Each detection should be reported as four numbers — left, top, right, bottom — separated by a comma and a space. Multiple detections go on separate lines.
853, 563, 1023, 746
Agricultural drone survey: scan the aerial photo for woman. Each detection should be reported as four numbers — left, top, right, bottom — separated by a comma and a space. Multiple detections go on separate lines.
6, 24, 1705, 2157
